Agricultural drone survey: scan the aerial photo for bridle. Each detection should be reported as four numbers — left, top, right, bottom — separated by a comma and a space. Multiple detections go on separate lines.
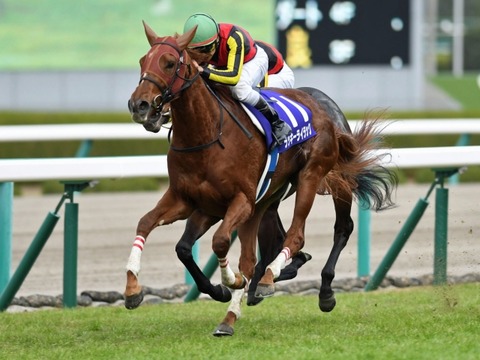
139, 40, 200, 118
137, 37, 252, 152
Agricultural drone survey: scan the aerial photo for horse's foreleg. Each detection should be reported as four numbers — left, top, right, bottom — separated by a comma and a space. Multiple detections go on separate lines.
211, 215, 260, 336
212, 193, 253, 289
319, 193, 353, 312
124, 191, 192, 309
124, 234, 147, 309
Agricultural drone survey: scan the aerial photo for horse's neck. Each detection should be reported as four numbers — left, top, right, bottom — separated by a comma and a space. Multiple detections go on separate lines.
170, 82, 229, 144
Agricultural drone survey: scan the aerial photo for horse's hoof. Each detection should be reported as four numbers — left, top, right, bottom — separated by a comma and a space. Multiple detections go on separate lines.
247, 293, 264, 306
299, 251, 313, 263
319, 293, 336, 312
212, 323, 234, 337
211, 284, 232, 303
124, 291, 144, 310
255, 283, 275, 298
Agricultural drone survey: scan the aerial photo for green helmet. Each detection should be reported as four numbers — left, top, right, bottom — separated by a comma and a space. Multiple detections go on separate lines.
183, 13, 219, 48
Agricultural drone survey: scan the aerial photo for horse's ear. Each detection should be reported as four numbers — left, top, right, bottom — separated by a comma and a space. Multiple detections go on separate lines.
142, 20, 158, 46
177, 25, 198, 50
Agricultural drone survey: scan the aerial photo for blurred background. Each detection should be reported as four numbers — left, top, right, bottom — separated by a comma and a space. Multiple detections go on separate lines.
1, 0, 480, 190
0, 0, 479, 112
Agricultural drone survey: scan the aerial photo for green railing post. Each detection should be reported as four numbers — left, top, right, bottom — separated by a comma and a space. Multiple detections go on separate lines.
0, 188, 70, 311
0, 182, 14, 295
75, 139, 93, 158
0, 180, 92, 311
357, 200, 371, 277
0, 211, 60, 311
63, 202, 78, 307
365, 168, 459, 292
364, 197, 429, 291
60, 181, 91, 308
449, 134, 470, 185
433, 185, 449, 285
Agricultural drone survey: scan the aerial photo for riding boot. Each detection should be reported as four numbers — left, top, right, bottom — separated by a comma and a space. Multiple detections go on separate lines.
255, 97, 292, 151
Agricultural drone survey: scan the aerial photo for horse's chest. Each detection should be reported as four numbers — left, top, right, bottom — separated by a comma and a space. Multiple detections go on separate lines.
175, 174, 235, 210
169, 153, 257, 213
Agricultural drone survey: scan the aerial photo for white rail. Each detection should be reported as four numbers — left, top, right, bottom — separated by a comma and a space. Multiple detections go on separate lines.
1, 120, 479, 297
0, 146, 479, 182
0, 123, 167, 142
1, 119, 480, 142
0, 155, 169, 182
348, 119, 480, 135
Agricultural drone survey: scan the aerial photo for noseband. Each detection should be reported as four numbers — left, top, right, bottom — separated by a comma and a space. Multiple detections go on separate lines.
139, 40, 200, 113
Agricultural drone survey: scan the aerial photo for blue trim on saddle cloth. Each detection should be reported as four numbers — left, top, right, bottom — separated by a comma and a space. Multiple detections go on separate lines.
255, 147, 279, 203
242, 89, 316, 154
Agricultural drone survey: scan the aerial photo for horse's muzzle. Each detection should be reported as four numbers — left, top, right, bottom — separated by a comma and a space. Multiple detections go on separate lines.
128, 99, 151, 119
128, 98, 164, 133
129, 99, 160, 127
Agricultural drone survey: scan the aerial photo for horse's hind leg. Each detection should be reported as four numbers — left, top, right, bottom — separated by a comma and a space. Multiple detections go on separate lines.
247, 204, 312, 306
247, 204, 284, 306
319, 191, 354, 312
255, 124, 339, 298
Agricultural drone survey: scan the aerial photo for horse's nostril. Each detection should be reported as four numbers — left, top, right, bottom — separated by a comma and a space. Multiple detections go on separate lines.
129, 99, 150, 115
138, 101, 150, 114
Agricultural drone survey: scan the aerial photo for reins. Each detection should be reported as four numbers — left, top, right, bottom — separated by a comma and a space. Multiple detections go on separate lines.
203, 82, 253, 140
141, 40, 253, 152
168, 80, 254, 152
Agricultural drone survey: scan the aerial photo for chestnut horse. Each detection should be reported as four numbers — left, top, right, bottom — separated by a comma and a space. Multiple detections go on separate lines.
125, 22, 397, 336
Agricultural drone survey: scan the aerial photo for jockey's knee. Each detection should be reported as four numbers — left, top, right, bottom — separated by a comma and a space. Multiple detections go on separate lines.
231, 85, 260, 106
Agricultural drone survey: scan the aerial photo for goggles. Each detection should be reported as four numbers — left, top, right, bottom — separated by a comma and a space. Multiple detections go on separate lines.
194, 41, 217, 54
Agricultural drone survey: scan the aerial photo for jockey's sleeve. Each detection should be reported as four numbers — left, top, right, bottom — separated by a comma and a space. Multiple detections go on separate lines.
203, 31, 245, 86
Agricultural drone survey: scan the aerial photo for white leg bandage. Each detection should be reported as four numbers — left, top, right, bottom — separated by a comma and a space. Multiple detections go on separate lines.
267, 247, 291, 279
126, 235, 145, 277
218, 257, 236, 286
227, 289, 245, 320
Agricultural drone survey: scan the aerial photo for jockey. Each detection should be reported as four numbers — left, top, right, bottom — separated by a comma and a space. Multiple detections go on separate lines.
255, 40, 295, 89
183, 13, 292, 151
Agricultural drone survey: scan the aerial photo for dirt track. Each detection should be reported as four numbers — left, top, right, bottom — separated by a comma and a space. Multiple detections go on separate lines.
9, 183, 480, 297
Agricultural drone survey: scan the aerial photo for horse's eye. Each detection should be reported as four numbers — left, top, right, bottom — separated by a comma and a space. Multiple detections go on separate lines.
166, 61, 175, 69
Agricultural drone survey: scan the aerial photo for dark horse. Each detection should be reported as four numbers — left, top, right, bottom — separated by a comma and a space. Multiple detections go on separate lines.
125, 22, 397, 336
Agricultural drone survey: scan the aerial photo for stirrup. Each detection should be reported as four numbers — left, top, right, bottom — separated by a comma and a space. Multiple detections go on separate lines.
270, 121, 291, 148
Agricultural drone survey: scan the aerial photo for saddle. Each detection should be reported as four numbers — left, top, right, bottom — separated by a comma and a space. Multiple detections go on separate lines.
242, 89, 315, 153
243, 90, 316, 202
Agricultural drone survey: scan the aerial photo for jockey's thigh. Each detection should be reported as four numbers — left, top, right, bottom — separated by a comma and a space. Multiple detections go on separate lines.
231, 46, 269, 105
267, 63, 295, 89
